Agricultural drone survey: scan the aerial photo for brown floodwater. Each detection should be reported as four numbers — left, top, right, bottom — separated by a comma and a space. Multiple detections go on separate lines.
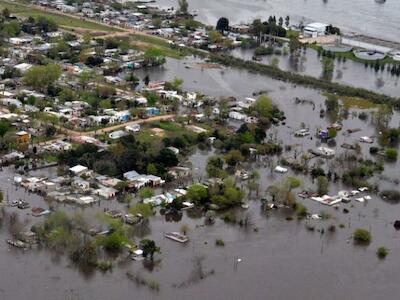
1, 58, 400, 299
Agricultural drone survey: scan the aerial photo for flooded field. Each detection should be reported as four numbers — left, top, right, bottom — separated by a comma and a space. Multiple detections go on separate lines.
157, 0, 400, 42
230, 47, 400, 97
1, 57, 400, 299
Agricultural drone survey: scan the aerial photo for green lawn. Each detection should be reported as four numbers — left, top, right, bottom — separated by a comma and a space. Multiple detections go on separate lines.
0, 0, 119, 32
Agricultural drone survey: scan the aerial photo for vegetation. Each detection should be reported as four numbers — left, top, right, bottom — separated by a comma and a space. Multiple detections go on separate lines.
353, 229, 372, 245
0, 0, 117, 31
376, 246, 388, 259
209, 54, 397, 105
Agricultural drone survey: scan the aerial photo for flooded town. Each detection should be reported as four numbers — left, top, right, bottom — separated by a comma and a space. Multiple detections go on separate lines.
0, 0, 399, 299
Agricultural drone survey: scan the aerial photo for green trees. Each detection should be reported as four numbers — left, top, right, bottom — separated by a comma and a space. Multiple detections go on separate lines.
129, 203, 153, 218
139, 187, 154, 200
321, 57, 334, 81
385, 148, 398, 160
23, 64, 61, 91
267, 176, 302, 206
316, 176, 329, 196
144, 48, 166, 66
224, 150, 244, 167
187, 184, 208, 205
376, 246, 388, 259
216, 17, 229, 33
353, 228, 372, 245
140, 239, 160, 260
178, 0, 189, 14
254, 94, 274, 118
0, 119, 11, 138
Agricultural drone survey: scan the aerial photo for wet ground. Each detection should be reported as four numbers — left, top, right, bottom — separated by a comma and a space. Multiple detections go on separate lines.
1, 57, 400, 299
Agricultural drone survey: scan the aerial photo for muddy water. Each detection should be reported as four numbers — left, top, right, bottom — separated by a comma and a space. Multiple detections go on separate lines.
230, 47, 400, 97
1, 58, 400, 299
157, 0, 400, 43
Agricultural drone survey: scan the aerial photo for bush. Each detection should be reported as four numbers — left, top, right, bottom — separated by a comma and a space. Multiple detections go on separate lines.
376, 246, 388, 259
385, 148, 398, 160
222, 211, 236, 223
380, 190, 400, 203
215, 239, 225, 247
353, 228, 371, 244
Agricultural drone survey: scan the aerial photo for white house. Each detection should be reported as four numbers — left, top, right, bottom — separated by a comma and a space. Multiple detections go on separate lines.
125, 124, 141, 133
304, 23, 328, 37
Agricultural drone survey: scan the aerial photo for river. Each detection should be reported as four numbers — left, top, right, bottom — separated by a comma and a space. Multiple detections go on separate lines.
156, 0, 400, 43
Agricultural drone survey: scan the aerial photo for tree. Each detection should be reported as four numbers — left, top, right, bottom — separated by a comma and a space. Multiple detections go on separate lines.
224, 150, 244, 167
144, 48, 166, 66
79, 70, 93, 89
285, 16, 290, 27
23, 64, 61, 91
385, 148, 398, 160
178, 0, 189, 14
316, 176, 328, 196
254, 94, 274, 118
321, 57, 334, 80
187, 184, 208, 205
157, 148, 178, 167
2, 8, 10, 18
140, 239, 160, 260
129, 203, 153, 218
216, 17, 229, 33
0, 120, 11, 138
353, 228, 371, 245
139, 187, 154, 200
208, 30, 223, 43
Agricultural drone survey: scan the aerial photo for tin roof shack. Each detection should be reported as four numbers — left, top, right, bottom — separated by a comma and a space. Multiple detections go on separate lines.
96, 186, 117, 199
72, 177, 91, 192
314, 147, 336, 158
168, 166, 191, 178
69, 165, 90, 177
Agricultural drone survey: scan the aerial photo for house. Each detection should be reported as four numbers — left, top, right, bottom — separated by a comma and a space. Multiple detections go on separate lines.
229, 111, 247, 121
109, 130, 128, 140
316, 147, 335, 157
145, 107, 160, 116
69, 165, 89, 176
14, 63, 33, 74
72, 177, 90, 191
168, 166, 191, 178
303, 23, 328, 37
360, 136, 374, 144
1, 98, 23, 108
15, 131, 30, 144
125, 124, 141, 133
96, 186, 117, 199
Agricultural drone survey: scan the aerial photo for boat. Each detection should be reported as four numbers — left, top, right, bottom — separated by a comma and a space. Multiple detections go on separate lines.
165, 232, 189, 243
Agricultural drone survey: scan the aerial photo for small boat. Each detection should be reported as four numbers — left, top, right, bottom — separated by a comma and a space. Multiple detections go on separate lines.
165, 232, 189, 243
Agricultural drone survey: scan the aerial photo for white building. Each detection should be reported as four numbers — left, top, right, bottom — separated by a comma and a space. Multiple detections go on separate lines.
304, 23, 328, 37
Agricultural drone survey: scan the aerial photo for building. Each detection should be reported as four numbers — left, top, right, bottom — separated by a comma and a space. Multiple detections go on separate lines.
15, 131, 30, 144
125, 124, 141, 133
303, 23, 328, 37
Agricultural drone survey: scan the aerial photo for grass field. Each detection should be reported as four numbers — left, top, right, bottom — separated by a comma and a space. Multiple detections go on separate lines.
0, 0, 118, 32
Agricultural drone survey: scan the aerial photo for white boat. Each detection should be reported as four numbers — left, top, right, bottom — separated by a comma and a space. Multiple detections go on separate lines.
165, 232, 189, 243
